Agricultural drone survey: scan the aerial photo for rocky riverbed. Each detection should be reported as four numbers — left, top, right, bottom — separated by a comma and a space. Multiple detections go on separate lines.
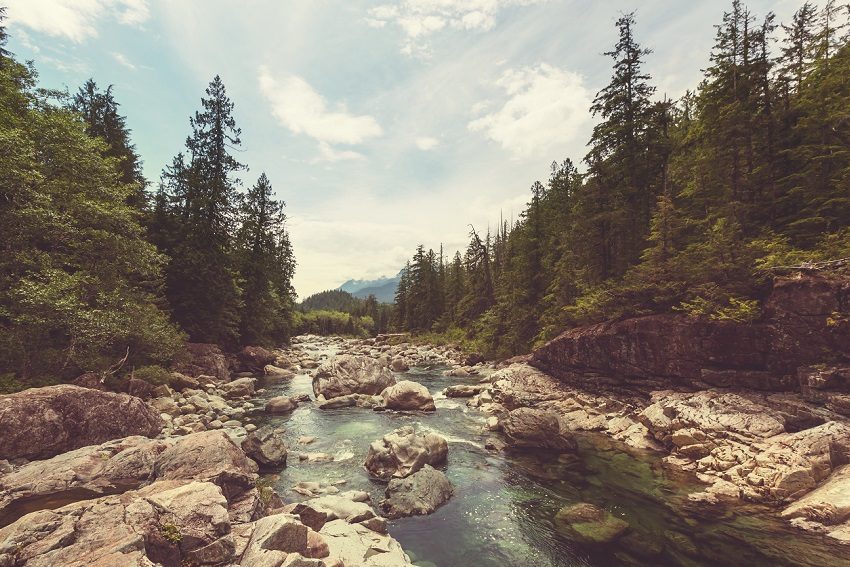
1, 333, 850, 566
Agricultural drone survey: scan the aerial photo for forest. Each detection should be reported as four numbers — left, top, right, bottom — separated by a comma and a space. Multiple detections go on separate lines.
0, 8, 296, 390
294, 289, 392, 337
392, 0, 850, 358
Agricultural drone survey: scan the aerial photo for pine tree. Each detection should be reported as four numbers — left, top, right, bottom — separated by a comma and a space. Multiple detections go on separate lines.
158, 76, 245, 346
236, 173, 295, 345
71, 79, 145, 204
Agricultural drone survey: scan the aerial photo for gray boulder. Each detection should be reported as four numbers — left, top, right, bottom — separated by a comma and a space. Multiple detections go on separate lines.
313, 355, 396, 400
364, 426, 448, 481
380, 465, 453, 519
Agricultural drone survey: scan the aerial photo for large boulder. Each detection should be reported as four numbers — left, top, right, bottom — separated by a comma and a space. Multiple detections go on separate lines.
0, 385, 163, 461
313, 355, 396, 400
153, 430, 258, 503
501, 407, 577, 452
0, 480, 234, 567
237, 346, 277, 373
239, 513, 310, 565
530, 274, 850, 393
380, 465, 453, 519
319, 519, 413, 566
0, 430, 259, 528
380, 380, 435, 411
364, 426, 448, 481
241, 426, 288, 469
171, 342, 231, 382
219, 377, 256, 400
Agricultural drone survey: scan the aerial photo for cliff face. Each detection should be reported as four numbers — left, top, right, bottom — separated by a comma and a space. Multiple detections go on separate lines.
530, 274, 850, 394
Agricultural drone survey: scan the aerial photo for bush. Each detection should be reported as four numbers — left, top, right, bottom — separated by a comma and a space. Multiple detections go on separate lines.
131, 365, 173, 386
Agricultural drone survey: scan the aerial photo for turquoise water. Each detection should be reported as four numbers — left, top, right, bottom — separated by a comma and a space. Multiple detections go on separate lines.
253, 341, 850, 567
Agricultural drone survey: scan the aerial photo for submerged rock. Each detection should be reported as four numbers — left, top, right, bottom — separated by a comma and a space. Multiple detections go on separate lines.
266, 395, 299, 414
380, 465, 453, 519
313, 355, 396, 399
364, 426, 448, 481
316, 393, 382, 410
0, 385, 163, 461
444, 384, 486, 398
380, 380, 435, 411
501, 407, 577, 452
554, 502, 630, 544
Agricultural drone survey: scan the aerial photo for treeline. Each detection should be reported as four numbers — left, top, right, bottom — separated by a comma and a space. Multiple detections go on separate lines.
0, 11, 295, 387
295, 290, 392, 337
394, 0, 850, 357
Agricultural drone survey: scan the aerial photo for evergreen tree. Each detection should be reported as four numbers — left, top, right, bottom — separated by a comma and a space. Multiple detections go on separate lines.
236, 173, 296, 345
157, 76, 245, 346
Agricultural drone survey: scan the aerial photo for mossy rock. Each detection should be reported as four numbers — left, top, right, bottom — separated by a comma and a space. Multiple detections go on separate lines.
554, 503, 630, 544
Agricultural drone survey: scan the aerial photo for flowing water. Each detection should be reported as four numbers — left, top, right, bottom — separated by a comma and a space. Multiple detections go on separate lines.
253, 338, 850, 567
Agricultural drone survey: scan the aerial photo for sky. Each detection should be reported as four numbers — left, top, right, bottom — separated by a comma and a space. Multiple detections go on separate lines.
5, 0, 809, 298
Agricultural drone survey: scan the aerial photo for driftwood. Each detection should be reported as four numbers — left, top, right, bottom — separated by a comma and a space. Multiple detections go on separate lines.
768, 257, 850, 273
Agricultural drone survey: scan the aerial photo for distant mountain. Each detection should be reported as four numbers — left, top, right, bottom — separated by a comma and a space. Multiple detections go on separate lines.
338, 271, 401, 303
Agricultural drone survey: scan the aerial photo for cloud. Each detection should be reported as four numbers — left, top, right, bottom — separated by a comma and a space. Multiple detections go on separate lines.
111, 51, 136, 70
258, 66, 382, 162
416, 136, 439, 150
368, 0, 544, 55
468, 63, 592, 159
5, 0, 150, 42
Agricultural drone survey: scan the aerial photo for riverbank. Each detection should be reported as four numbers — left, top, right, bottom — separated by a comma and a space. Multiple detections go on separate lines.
2, 333, 849, 566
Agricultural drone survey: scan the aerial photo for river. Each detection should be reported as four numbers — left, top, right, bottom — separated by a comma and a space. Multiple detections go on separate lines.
251, 337, 850, 567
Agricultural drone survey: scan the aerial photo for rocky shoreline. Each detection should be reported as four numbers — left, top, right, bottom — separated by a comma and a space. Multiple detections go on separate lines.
1, 315, 849, 565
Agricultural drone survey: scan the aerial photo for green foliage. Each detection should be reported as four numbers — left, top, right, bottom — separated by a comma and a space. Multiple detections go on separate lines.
293, 310, 373, 338
0, 25, 183, 383
132, 365, 173, 386
159, 523, 182, 544
390, 2, 850, 358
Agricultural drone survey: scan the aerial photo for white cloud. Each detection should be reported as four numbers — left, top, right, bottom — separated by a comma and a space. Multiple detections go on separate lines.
315, 142, 365, 163
368, 0, 544, 55
468, 63, 592, 159
5, 0, 150, 42
258, 66, 382, 162
111, 51, 136, 70
416, 136, 439, 150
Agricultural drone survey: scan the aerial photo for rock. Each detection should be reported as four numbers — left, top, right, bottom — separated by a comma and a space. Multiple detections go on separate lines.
264, 365, 296, 380
153, 430, 258, 503
379, 380, 435, 411
150, 396, 181, 417
464, 352, 485, 366
782, 464, 850, 533
242, 426, 288, 469
554, 502, 630, 544
364, 426, 448, 481
266, 395, 298, 414
219, 377, 256, 400
240, 513, 309, 565
313, 355, 396, 400
316, 393, 382, 410
238, 346, 277, 372
380, 465, 453, 519
445, 384, 486, 398
390, 357, 410, 372
171, 342, 231, 382
0, 480, 234, 566
501, 407, 577, 452
319, 519, 413, 566
0, 385, 163, 461
530, 274, 850, 393
126, 377, 157, 400
170, 372, 200, 391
